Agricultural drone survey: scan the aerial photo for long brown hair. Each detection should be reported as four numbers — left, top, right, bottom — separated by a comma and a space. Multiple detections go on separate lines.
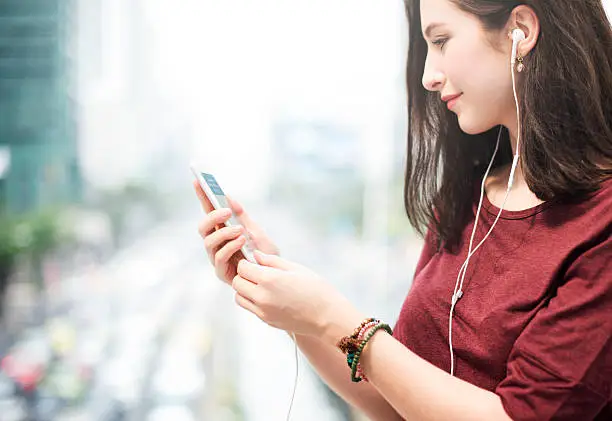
404, 0, 612, 251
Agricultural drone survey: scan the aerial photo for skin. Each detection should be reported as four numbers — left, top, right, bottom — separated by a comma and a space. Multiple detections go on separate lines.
196, 1, 548, 419
420, 0, 543, 211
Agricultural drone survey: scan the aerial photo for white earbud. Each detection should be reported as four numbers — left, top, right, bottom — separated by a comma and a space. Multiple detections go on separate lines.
511, 28, 525, 64
512, 28, 526, 42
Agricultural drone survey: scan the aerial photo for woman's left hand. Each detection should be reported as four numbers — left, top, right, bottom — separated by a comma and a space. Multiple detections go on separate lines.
233, 250, 364, 343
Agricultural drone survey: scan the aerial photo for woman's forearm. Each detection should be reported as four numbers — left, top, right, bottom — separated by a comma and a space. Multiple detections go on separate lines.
291, 333, 404, 421
358, 332, 513, 421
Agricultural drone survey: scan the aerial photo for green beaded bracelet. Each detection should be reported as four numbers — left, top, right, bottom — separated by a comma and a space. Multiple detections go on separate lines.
350, 322, 392, 383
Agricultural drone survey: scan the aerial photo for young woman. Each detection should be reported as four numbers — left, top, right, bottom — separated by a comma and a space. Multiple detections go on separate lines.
195, 1, 612, 419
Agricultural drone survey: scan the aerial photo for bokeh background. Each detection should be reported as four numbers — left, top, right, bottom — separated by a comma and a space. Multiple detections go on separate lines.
1, 1, 611, 420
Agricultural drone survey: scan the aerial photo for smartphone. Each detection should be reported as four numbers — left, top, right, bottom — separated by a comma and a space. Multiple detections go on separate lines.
190, 163, 256, 263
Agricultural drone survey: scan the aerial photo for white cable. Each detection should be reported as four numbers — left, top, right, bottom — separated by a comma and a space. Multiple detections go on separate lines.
448, 31, 523, 376
510, 37, 522, 185
286, 332, 299, 420
448, 126, 502, 376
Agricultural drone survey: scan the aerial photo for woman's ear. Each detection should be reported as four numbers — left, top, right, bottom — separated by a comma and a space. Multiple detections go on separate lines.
508, 5, 540, 57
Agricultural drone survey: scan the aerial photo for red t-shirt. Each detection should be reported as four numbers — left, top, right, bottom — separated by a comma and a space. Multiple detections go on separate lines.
393, 178, 612, 421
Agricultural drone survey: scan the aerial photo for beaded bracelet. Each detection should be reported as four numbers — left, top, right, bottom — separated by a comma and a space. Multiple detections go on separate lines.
336, 317, 378, 355
339, 318, 379, 382
355, 321, 379, 381
350, 323, 393, 383
358, 321, 379, 341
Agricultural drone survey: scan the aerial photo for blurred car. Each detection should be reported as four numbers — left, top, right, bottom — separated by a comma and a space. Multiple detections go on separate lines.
85, 392, 129, 421
0, 371, 27, 421
2, 328, 52, 393
0, 370, 16, 397
0, 396, 28, 421
32, 387, 65, 421
39, 359, 90, 406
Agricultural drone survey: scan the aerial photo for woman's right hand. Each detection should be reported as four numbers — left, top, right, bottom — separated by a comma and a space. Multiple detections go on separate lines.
193, 180, 280, 284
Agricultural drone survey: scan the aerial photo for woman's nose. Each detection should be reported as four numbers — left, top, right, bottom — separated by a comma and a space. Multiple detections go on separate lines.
422, 57, 445, 92
422, 70, 445, 92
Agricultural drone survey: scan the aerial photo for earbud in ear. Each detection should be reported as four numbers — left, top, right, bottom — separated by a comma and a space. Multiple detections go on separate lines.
511, 28, 526, 43
510, 28, 526, 67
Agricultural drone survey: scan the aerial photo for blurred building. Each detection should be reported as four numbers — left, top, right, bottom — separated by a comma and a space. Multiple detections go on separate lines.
0, 0, 81, 213
76, 0, 189, 194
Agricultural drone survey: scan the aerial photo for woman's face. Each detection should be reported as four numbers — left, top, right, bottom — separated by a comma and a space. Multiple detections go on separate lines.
420, 0, 516, 135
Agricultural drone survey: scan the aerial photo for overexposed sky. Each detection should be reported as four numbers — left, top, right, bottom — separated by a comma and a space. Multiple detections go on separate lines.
148, 0, 406, 119
144, 0, 407, 197
142, 0, 612, 197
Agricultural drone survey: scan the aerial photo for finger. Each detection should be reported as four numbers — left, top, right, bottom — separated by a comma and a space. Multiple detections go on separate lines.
253, 250, 302, 271
198, 209, 234, 238
204, 225, 243, 253
193, 180, 214, 213
225, 196, 279, 253
236, 258, 277, 284
225, 195, 244, 215
232, 275, 260, 300
234, 292, 264, 319
226, 195, 259, 231
214, 235, 247, 267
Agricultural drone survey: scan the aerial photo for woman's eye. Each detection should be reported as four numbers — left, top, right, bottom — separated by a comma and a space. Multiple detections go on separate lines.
432, 38, 448, 49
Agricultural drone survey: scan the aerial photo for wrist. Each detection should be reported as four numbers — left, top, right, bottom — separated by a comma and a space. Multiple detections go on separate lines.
320, 304, 366, 348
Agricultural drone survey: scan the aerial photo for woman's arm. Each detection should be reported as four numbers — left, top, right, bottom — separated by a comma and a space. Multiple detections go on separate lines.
292, 333, 404, 421
364, 332, 511, 421
320, 322, 512, 421
233, 251, 511, 420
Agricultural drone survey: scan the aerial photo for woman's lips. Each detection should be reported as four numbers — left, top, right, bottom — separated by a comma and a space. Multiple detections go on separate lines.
442, 93, 462, 110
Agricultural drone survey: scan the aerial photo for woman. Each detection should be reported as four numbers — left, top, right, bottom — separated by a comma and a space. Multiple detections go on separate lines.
195, 0, 612, 419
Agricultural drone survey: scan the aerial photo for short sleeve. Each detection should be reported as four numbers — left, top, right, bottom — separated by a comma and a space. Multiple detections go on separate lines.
413, 227, 438, 278
495, 235, 612, 421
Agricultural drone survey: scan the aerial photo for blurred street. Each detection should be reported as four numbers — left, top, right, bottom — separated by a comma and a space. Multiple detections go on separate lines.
0, 195, 422, 421
1, 210, 221, 421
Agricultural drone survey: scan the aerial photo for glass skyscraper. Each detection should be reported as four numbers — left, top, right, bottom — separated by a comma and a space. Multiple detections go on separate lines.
0, 0, 81, 213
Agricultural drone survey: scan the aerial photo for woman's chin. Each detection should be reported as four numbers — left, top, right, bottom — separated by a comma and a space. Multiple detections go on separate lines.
457, 113, 490, 135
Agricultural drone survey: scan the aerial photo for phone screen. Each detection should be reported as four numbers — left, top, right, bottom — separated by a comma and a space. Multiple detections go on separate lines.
201, 172, 241, 226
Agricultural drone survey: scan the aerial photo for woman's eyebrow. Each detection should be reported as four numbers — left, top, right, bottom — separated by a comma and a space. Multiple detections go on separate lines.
423, 22, 447, 38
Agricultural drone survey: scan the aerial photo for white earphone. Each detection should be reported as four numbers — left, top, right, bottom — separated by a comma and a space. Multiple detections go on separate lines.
447, 26, 525, 377
511, 28, 526, 65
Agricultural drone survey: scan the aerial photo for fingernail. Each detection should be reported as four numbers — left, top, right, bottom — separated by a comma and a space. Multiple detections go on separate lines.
221, 208, 232, 217
231, 225, 243, 233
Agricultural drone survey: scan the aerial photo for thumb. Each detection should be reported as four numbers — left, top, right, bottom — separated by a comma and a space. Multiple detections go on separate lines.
226, 195, 257, 230
226, 194, 244, 215
254, 250, 301, 271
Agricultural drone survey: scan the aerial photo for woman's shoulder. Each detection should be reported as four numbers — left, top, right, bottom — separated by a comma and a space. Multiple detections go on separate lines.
594, 175, 612, 198
543, 176, 612, 240
586, 175, 612, 220
565, 175, 612, 212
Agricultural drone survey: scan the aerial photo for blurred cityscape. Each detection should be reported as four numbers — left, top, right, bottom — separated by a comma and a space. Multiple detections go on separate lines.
3, 1, 610, 421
